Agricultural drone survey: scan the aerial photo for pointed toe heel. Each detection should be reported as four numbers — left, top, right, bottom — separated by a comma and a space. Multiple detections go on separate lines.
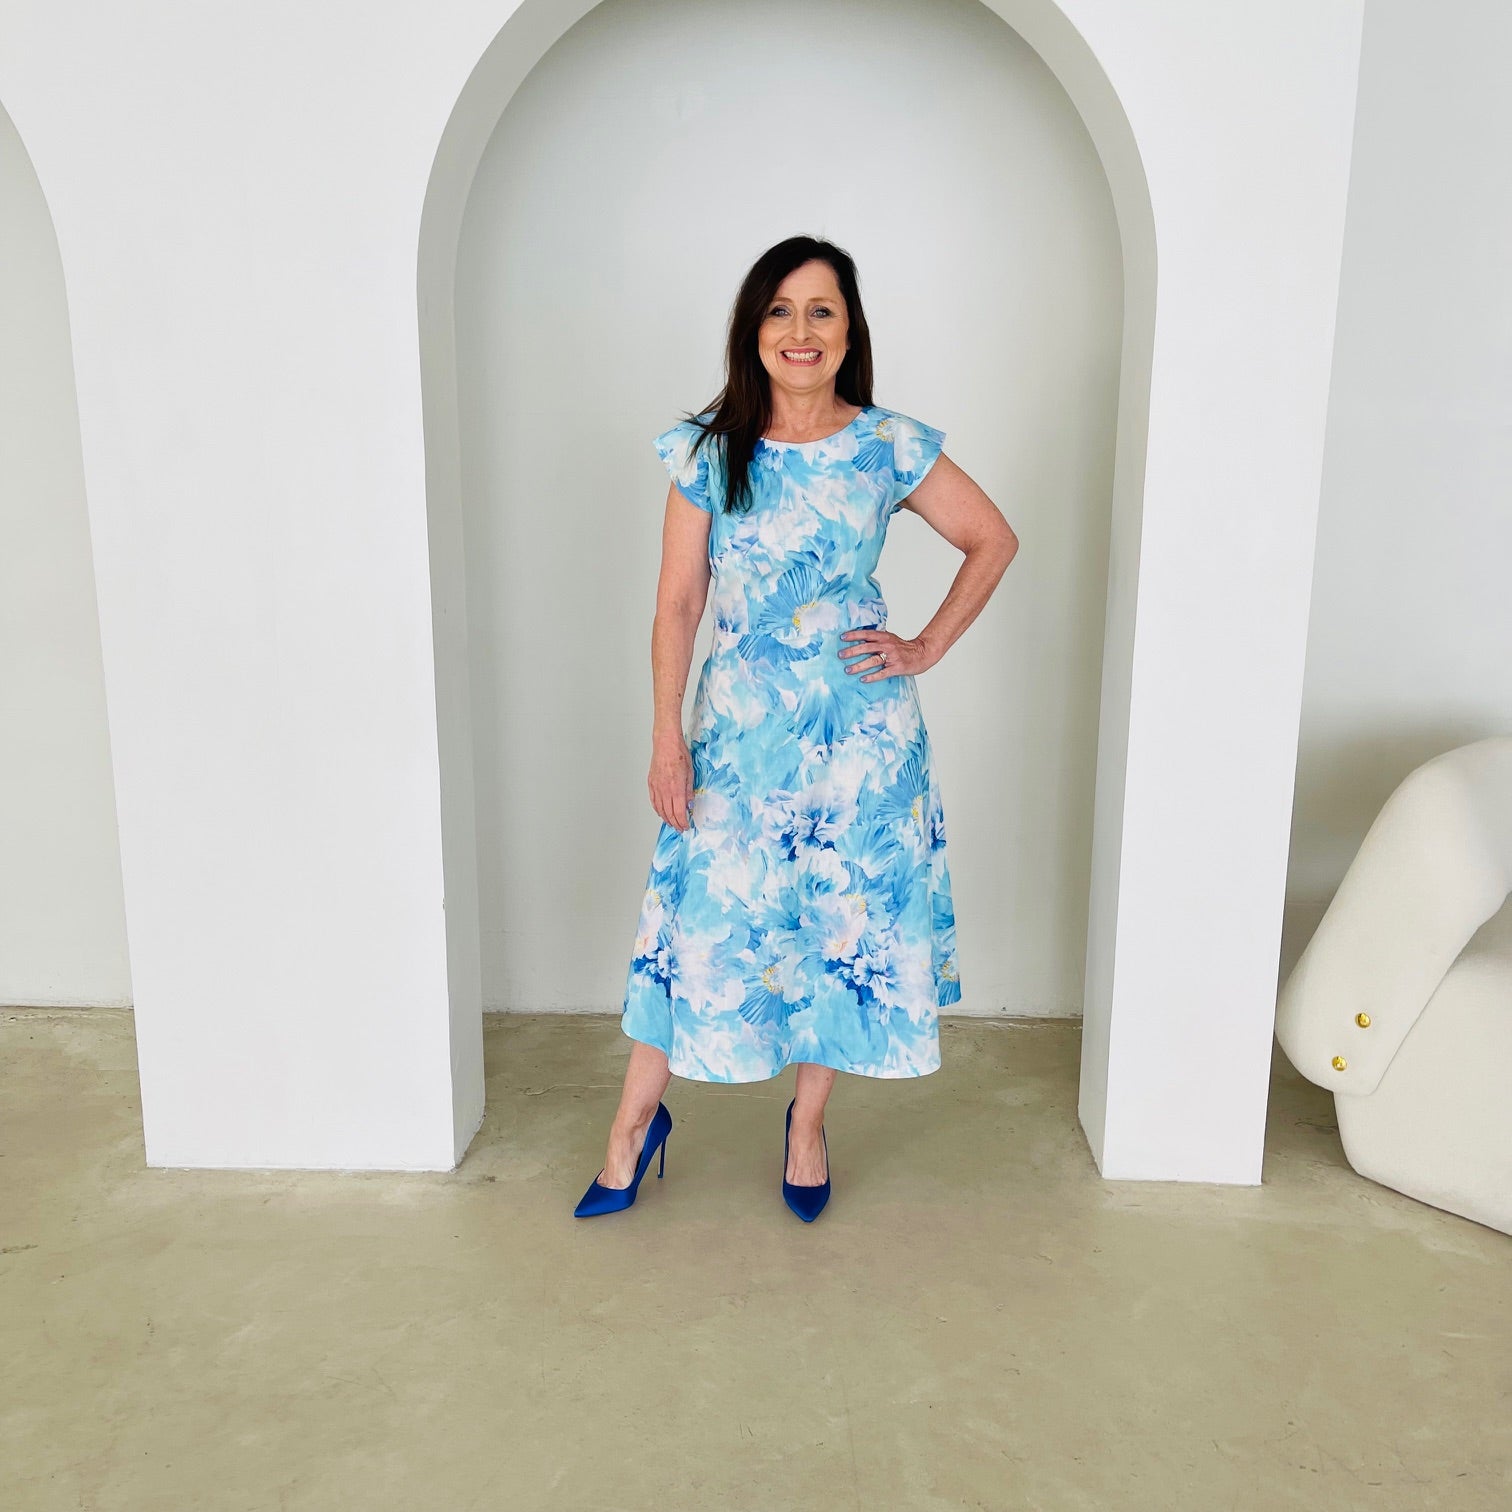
781, 1097, 831, 1222
574, 1101, 673, 1218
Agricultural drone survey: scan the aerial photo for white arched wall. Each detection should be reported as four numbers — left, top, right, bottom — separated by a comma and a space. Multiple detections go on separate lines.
455, 0, 1126, 1034
0, 0, 1363, 1173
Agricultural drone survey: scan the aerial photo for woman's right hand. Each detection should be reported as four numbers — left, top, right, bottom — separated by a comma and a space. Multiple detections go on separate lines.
649, 727, 694, 831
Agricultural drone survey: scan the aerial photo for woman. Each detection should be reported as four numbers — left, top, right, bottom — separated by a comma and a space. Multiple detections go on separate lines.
575, 235, 1019, 1221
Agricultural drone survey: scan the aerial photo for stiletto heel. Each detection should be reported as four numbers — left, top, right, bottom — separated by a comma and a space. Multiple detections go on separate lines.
574, 1101, 673, 1218
781, 1097, 831, 1222
658, 1138, 667, 1178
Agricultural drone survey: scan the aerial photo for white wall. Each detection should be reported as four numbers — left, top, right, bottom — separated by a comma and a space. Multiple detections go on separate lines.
0, 104, 130, 1008
0, 0, 1360, 1176
455, 0, 1123, 1018
1283, 0, 1512, 971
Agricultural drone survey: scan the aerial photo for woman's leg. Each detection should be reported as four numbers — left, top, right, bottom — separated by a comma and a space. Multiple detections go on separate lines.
787, 1063, 835, 1184
597, 1039, 673, 1188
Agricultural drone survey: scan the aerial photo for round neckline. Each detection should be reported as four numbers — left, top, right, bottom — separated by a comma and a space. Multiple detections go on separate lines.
759, 405, 873, 449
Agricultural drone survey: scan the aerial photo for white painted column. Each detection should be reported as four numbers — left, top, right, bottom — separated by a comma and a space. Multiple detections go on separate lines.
0, 4, 520, 1168
1037, 1, 1364, 1180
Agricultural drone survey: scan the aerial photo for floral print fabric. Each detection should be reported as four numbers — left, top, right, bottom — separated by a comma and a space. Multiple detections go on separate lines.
621, 404, 961, 1081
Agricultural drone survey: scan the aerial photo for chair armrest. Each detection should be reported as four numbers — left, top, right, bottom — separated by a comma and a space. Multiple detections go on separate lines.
1274, 736, 1512, 1095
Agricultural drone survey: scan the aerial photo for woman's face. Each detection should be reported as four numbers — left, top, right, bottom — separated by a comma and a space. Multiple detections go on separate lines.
757, 259, 850, 404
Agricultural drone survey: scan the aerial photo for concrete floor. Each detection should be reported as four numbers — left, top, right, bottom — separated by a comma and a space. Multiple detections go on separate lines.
3, 1009, 1509, 1512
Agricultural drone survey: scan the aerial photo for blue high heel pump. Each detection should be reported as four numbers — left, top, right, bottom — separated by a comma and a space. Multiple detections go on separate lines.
574, 1101, 673, 1217
782, 1097, 830, 1222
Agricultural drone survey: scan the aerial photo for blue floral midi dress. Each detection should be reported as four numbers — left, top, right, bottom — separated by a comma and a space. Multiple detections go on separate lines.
620, 404, 962, 1082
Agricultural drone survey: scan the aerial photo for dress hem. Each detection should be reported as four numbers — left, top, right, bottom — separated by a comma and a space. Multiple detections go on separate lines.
620, 1025, 941, 1083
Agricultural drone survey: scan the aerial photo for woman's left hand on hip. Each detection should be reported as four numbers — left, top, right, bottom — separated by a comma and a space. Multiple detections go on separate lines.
838, 629, 933, 680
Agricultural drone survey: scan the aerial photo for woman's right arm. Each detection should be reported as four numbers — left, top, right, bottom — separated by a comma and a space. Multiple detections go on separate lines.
647, 482, 713, 832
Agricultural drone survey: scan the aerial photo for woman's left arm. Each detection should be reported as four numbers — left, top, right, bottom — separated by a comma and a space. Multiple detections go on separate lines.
841, 453, 1020, 680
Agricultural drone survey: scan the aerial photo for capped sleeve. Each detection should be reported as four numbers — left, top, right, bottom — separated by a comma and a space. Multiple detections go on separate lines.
653, 417, 718, 513
889, 413, 947, 510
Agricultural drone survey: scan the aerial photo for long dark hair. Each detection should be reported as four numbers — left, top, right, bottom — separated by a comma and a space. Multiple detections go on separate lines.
677, 235, 876, 515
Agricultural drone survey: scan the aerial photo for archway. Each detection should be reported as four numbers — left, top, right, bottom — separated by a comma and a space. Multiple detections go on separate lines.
418, 0, 1158, 1173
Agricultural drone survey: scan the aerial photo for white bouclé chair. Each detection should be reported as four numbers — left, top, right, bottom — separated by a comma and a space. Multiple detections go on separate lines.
1273, 735, 1512, 1235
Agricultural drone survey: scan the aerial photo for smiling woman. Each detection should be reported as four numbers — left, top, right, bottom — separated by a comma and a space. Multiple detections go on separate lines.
575, 234, 1017, 1223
